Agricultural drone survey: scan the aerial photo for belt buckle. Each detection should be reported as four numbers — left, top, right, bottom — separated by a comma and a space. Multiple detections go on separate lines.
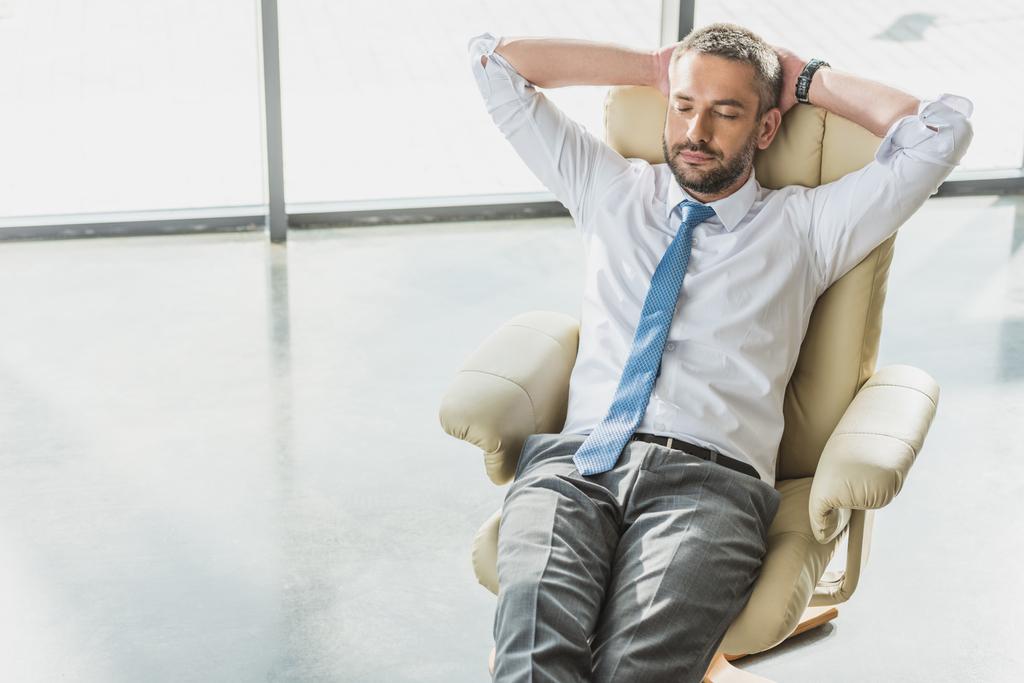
665, 436, 674, 449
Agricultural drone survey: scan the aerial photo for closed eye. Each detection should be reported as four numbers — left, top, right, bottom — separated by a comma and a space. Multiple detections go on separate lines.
673, 106, 737, 119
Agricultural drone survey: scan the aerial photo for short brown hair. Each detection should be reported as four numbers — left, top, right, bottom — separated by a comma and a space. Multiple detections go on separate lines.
670, 22, 782, 118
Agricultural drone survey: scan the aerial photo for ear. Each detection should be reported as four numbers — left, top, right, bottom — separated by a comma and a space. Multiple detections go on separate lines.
756, 107, 783, 150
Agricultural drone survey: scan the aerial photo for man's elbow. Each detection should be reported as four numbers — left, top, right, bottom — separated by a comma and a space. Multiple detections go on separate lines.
922, 94, 975, 163
951, 115, 974, 163
933, 112, 975, 164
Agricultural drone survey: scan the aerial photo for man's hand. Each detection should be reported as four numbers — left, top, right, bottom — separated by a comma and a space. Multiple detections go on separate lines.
772, 44, 806, 115
653, 42, 677, 99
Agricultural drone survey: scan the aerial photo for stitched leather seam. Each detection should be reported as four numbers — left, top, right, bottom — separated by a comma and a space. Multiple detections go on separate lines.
504, 322, 573, 357
460, 368, 538, 432
857, 246, 883, 398
832, 431, 918, 454
861, 382, 937, 407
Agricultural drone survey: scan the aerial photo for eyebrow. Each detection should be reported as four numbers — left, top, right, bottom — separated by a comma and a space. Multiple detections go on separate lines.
673, 94, 747, 109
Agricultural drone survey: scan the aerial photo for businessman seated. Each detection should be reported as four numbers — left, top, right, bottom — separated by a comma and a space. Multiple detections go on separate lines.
467, 21, 972, 683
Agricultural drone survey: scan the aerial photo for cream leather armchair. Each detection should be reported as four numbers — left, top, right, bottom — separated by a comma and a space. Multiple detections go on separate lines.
438, 85, 939, 682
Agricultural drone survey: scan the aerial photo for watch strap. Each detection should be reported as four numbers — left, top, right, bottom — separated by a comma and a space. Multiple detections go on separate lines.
796, 58, 830, 105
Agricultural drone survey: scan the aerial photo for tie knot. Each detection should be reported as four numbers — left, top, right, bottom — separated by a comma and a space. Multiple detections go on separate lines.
678, 199, 716, 228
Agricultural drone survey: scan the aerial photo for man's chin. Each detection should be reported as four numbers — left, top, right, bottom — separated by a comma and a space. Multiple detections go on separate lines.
677, 175, 733, 197
675, 171, 713, 192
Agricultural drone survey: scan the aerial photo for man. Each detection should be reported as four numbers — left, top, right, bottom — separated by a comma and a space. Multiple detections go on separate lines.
468, 21, 972, 683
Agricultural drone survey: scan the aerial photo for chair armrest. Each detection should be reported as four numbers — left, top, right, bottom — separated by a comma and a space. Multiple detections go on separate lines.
438, 311, 580, 485
809, 364, 939, 544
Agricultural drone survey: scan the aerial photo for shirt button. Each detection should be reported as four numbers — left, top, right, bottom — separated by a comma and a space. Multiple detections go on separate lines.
666, 343, 676, 351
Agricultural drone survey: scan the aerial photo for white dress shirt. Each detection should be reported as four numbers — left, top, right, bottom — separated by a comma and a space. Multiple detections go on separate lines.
468, 32, 974, 486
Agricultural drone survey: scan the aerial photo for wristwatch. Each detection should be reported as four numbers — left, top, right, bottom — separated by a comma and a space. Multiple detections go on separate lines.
795, 58, 830, 105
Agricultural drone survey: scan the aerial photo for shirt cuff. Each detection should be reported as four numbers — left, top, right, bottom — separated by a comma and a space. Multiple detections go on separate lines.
467, 32, 505, 98
873, 92, 975, 168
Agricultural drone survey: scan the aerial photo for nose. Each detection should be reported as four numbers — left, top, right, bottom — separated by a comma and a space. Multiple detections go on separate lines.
685, 111, 712, 146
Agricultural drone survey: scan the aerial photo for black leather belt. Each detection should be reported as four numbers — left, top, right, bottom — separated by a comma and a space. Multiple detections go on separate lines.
630, 432, 760, 481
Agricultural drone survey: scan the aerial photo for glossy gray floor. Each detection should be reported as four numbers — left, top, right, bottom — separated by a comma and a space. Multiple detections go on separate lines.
1, 194, 1021, 682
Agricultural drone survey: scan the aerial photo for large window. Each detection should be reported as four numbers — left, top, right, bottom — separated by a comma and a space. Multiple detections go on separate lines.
276, 0, 664, 205
0, 0, 263, 218
0, 1, 1018, 230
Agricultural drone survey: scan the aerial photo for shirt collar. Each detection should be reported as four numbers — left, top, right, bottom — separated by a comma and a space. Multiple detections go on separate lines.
664, 166, 758, 232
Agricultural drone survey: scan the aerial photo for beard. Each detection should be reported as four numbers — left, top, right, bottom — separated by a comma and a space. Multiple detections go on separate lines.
662, 125, 759, 196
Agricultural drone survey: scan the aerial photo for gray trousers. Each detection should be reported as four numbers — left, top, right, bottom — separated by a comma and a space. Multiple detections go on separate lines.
492, 432, 782, 683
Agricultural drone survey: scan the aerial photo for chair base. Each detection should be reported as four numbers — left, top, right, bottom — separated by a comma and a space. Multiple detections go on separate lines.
485, 605, 839, 681
703, 606, 839, 682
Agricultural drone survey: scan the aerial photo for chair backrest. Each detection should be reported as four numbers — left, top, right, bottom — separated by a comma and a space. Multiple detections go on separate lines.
602, 86, 894, 483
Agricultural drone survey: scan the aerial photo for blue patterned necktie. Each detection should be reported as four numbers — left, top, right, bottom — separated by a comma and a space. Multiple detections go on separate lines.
572, 199, 717, 475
